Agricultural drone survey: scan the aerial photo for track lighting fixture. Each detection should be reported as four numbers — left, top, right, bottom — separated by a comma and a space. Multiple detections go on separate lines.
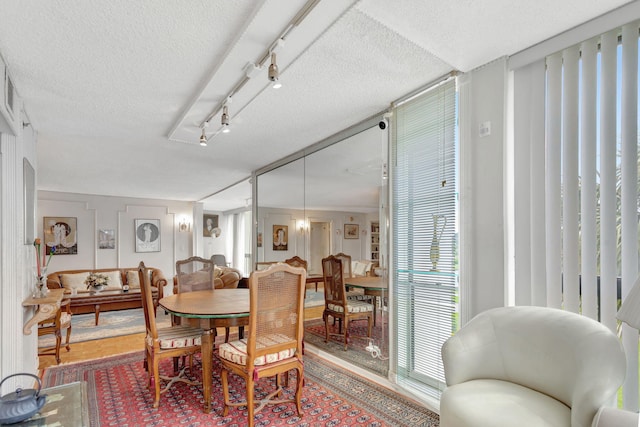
199, 126, 208, 146
221, 105, 230, 133
268, 52, 282, 89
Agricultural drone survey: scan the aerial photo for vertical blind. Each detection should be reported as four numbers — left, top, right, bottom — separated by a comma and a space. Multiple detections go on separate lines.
393, 78, 458, 396
527, 21, 640, 410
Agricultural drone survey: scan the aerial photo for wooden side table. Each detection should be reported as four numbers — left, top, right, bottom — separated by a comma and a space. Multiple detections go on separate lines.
22, 288, 65, 335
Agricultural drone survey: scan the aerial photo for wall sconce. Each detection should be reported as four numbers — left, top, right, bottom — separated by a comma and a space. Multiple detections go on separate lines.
297, 220, 308, 233
178, 217, 191, 232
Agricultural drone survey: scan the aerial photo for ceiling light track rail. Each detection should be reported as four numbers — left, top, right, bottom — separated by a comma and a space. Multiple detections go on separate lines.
199, 0, 322, 139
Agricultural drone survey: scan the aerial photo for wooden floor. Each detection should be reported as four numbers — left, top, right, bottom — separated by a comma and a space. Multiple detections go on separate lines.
38, 304, 325, 371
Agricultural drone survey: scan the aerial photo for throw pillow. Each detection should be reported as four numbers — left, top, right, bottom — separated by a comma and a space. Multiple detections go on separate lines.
60, 272, 91, 293
102, 270, 123, 290
353, 261, 369, 277
126, 270, 141, 289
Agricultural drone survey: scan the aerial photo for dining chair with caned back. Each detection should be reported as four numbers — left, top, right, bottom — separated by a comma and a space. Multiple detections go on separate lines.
139, 261, 203, 408
284, 255, 308, 271
217, 263, 306, 427
173, 255, 236, 343
321, 255, 373, 350
38, 298, 72, 364
175, 256, 216, 294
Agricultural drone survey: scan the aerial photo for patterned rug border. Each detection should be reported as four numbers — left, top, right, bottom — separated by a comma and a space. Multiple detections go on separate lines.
42, 350, 439, 427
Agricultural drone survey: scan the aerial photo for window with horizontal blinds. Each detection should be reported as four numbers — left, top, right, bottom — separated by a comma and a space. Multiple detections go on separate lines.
393, 78, 458, 395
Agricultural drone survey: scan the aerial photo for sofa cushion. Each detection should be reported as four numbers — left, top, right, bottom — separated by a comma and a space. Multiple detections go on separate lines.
102, 270, 123, 290
60, 272, 91, 293
126, 270, 141, 289
440, 379, 571, 427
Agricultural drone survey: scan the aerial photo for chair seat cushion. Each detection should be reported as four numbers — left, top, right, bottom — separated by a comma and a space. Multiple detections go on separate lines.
218, 335, 296, 366
148, 326, 202, 349
60, 312, 72, 327
440, 379, 571, 427
328, 300, 373, 313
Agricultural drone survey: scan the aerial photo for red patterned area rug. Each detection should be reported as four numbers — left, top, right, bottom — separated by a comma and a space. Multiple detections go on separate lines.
42, 350, 439, 426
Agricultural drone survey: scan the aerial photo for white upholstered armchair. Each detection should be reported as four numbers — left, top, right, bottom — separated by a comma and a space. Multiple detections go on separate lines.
440, 306, 626, 427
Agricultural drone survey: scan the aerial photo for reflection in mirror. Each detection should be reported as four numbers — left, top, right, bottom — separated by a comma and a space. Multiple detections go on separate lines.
200, 178, 252, 275
254, 124, 389, 379
255, 158, 305, 266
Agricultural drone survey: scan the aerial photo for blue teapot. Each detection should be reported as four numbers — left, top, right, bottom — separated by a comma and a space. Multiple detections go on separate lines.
0, 373, 47, 424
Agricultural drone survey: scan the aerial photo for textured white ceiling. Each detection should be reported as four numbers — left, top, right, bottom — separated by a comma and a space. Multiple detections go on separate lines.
0, 0, 634, 212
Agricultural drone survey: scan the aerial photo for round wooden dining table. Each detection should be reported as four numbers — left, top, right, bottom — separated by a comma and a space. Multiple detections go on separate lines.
159, 288, 250, 414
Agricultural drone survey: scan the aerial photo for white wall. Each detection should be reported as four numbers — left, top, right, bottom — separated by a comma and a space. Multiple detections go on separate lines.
459, 58, 508, 323
37, 191, 195, 294
1, 118, 39, 383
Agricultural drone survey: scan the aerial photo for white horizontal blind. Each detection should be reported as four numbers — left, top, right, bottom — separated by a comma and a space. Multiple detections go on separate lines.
394, 78, 457, 395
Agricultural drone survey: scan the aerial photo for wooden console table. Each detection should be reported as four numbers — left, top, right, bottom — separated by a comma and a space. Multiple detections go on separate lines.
22, 288, 64, 335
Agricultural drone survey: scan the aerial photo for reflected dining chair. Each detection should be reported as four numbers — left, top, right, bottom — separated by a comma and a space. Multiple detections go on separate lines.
139, 261, 203, 408
38, 298, 72, 364
218, 263, 306, 427
212, 254, 228, 267
333, 252, 352, 279
321, 255, 373, 350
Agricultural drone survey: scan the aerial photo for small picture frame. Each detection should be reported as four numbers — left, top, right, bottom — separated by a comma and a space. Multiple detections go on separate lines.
344, 224, 359, 239
135, 219, 161, 253
98, 229, 115, 249
44, 216, 78, 255
257, 232, 263, 248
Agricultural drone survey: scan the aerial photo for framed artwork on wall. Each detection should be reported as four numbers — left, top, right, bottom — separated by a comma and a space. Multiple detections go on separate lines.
98, 229, 115, 249
272, 225, 288, 251
135, 219, 160, 253
44, 216, 78, 255
257, 232, 263, 247
344, 223, 359, 239
203, 214, 219, 237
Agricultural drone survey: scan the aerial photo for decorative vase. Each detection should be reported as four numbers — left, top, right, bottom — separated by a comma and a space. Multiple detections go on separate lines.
429, 214, 447, 271
33, 273, 48, 298
91, 284, 106, 293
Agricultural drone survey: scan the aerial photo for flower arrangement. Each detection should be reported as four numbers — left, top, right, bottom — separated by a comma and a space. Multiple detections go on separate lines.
85, 273, 109, 290
33, 238, 55, 278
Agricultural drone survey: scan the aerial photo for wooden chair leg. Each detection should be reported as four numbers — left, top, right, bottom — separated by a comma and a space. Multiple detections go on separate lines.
152, 359, 161, 408
246, 377, 255, 427
343, 318, 349, 350
221, 369, 230, 417
65, 327, 72, 351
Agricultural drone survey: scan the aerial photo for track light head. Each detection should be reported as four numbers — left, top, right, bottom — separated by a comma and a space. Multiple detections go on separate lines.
221, 105, 230, 133
268, 52, 281, 89
199, 127, 207, 146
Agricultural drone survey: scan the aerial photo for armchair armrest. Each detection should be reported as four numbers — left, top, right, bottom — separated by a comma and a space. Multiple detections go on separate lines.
592, 407, 638, 427
46, 275, 63, 289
